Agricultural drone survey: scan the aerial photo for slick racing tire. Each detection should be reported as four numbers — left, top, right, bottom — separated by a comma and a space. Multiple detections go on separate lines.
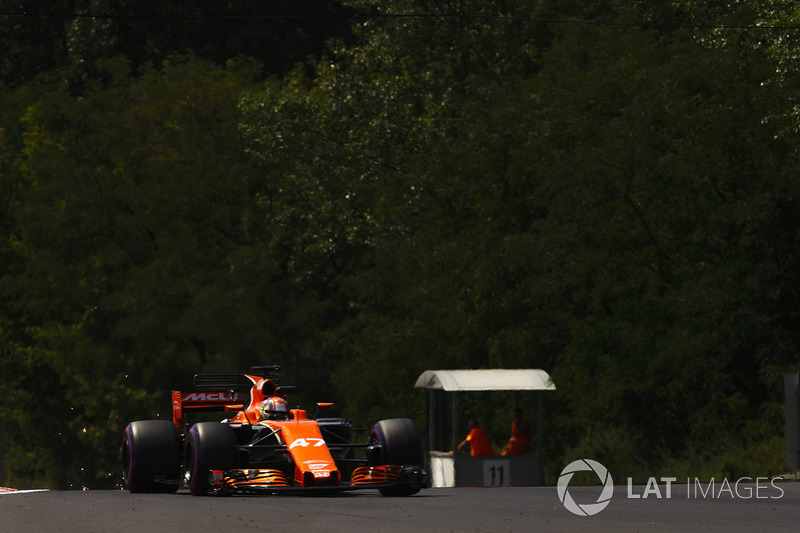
184, 422, 237, 496
122, 420, 180, 493
370, 418, 424, 496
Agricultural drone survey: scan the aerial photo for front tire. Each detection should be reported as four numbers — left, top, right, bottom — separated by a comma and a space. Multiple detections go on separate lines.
184, 422, 237, 495
370, 418, 424, 496
122, 420, 180, 493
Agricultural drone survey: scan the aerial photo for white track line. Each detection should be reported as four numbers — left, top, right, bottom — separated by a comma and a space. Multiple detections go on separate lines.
0, 488, 49, 494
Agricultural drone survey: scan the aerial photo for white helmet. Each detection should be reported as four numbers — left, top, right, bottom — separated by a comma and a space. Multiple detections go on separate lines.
260, 397, 289, 420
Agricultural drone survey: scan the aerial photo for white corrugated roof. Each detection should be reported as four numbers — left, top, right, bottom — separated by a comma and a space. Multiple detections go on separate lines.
414, 369, 555, 392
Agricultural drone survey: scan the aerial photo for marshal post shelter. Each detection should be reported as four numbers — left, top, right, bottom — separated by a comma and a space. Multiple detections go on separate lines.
414, 368, 556, 487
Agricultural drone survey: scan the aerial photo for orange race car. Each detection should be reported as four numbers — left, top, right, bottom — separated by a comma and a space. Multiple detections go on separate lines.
122, 365, 426, 496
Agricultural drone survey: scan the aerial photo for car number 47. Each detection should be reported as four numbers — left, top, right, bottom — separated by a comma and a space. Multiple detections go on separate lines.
289, 438, 326, 449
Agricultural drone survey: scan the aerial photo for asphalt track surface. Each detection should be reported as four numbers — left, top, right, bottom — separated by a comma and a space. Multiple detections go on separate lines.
1, 483, 799, 532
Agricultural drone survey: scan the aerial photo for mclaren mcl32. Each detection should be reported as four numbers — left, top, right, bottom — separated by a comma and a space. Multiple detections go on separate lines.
122, 366, 426, 496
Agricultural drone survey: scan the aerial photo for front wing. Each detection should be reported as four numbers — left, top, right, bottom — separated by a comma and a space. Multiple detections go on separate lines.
209, 465, 426, 494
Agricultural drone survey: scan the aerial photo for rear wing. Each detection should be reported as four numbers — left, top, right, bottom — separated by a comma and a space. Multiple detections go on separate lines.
171, 389, 251, 429
192, 365, 281, 391
171, 372, 260, 429
171, 367, 290, 430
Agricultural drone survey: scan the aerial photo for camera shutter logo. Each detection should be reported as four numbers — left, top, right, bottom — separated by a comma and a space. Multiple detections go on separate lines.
557, 459, 614, 516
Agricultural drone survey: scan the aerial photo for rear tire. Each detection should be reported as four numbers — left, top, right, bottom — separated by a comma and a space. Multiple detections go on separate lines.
122, 420, 180, 493
370, 418, 424, 496
184, 422, 237, 495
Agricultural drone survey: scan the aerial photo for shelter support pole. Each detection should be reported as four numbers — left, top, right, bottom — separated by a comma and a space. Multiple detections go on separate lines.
452, 392, 459, 453
428, 388, 436, 452
786, 374, 800, 470
537, 392, 543, 456
0, 421, 5, 486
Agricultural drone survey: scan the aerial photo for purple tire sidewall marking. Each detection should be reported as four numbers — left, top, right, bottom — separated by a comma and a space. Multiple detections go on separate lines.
124, 427, 134, 489
190, 428, 200, 493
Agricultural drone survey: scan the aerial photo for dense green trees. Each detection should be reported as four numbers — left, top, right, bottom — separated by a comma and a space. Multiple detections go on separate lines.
0, 0, 354, 85
2, 0, 800, 487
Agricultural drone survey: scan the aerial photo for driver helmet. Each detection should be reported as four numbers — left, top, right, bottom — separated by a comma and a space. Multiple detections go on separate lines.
260, 396, 289, 420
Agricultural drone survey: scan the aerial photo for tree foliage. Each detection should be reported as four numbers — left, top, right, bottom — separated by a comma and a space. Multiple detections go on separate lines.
0, 0, 354, 85
2, 0, 800, 488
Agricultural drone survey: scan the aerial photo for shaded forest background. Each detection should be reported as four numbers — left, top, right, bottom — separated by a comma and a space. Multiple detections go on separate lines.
2, 0, 800, 489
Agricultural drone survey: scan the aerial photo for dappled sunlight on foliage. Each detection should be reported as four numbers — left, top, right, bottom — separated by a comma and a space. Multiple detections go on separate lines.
1, 0, 800, 488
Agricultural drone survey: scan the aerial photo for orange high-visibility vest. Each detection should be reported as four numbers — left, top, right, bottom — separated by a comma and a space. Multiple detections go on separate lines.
466, 428, 495, 456
503, 420, 531, 455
